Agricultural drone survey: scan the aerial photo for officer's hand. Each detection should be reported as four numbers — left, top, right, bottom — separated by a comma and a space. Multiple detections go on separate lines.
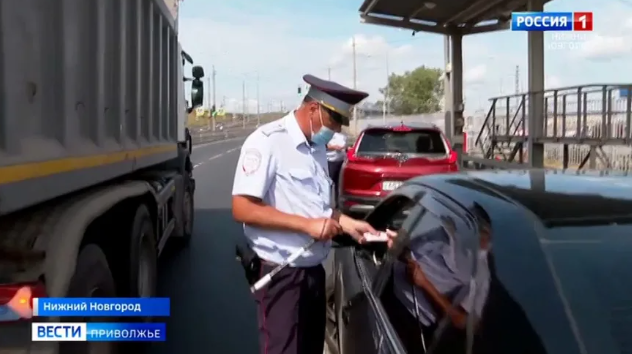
305, 218, 342, 240
339, 215, 377, 242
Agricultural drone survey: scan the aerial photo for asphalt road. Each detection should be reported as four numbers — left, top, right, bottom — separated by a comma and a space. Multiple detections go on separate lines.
150, 137, 260, 354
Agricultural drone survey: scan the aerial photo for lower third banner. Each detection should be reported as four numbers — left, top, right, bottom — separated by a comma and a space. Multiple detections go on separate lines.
32, 322, 166, 342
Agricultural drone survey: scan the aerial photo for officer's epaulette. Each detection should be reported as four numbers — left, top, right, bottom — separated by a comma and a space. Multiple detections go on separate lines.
260, 121, 286, 137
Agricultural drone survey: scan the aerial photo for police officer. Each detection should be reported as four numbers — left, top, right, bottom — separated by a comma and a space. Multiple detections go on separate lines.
232, 75, 377, 354
326, 131, 347, 207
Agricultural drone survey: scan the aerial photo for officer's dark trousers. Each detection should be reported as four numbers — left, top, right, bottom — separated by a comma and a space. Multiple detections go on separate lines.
253, 262, 326, 354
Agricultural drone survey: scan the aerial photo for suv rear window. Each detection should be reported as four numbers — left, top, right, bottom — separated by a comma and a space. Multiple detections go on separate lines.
357, 129, 447, 154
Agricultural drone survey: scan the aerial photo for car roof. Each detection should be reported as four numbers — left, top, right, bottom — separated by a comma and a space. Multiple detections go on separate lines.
362, 121, 440, 131
411, 170, 632, 223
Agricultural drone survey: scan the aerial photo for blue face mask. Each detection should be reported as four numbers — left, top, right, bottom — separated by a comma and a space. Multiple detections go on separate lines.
310, 108, 335, 146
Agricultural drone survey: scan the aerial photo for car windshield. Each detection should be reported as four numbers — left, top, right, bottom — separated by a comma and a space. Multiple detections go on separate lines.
357, 129, 447, 155
541, 221, 632, 353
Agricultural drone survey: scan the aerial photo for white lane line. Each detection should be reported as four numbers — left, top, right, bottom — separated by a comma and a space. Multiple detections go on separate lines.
194, 146, 241, 168
209, 153, 223, 161
192, 137, 245, 150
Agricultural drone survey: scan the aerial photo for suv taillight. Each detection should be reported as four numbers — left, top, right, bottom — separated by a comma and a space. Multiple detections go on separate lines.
347, 150, 374, 163
448, 150, 457, 164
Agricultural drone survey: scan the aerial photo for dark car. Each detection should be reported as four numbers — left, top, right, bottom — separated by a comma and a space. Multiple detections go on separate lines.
326, 170, 632, 354
339, 122, 458, 217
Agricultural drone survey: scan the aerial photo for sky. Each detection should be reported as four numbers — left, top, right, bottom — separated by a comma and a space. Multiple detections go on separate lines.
176, 0, 632, 114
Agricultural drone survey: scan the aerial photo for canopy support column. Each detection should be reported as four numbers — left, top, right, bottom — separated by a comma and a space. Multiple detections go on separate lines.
527, 0, 545, 168
446, 32, 465, 160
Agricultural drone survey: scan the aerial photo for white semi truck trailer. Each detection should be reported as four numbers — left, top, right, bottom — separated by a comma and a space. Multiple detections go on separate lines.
0, 0, 203, 352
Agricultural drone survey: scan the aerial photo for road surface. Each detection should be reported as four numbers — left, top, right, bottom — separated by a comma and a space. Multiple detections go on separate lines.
150, 137, 260, 354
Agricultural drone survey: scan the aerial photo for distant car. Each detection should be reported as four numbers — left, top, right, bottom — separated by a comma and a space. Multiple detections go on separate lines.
338, 122, 458, 217
327, 170, 632, 354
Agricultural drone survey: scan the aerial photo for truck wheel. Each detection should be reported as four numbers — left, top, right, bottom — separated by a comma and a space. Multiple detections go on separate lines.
129, 204, 157, 299
60, 244, 118, 354
179, 187, 194, 245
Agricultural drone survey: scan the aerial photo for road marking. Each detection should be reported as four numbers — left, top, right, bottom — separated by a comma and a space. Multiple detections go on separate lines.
208, 154, 223, 161
192, 137, 245, 150
193, 146, 241, 168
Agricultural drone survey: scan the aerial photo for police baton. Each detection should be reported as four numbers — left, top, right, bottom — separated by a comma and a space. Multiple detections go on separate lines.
250, 239, 316, 293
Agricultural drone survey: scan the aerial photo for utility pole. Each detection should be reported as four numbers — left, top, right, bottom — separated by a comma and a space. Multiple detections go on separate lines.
383, 52, 389, 124
242, 80, 246, 129
211, 65, 216, 131
207, 77, 212, 130
352, 36, 358, 133
515, 65, 520, 107
256, 73, 260, 126
328, 67, 331, 80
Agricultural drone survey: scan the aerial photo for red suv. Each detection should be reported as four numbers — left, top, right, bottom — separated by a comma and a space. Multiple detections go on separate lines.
339, 122, 458, 216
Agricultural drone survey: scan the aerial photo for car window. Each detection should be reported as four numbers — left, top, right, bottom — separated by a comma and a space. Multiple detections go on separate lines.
373, 193, 490, 354
357, 129, 447, 155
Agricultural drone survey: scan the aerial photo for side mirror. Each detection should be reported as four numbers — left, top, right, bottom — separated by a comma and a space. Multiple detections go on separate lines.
190, 79, 204, 108
192, 65, 205, 79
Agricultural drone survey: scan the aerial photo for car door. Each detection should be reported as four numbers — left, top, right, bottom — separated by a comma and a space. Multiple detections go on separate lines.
366, 190, 486, 354
335, 187, 422, 354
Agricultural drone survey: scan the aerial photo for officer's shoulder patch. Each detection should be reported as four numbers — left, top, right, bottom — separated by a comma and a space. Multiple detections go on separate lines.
260, 121, 286, 137
241, 148, 262, 176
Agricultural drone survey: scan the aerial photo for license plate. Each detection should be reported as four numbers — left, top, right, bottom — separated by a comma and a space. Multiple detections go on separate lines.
382, 181, 403, 191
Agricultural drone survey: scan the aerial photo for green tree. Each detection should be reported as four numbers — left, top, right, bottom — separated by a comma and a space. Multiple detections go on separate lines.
379, 66, 443, 115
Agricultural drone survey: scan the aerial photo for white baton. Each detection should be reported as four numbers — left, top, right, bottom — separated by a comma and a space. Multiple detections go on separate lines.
250, 239, 316, 293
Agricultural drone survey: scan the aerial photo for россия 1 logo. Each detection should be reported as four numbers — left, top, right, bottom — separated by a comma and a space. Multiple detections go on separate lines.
511, 12, 593, 31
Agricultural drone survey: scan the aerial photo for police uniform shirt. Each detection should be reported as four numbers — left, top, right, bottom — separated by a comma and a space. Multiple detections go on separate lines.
326, 132, 347, 162
392, 227, 490, 326
232, 112, 333, 267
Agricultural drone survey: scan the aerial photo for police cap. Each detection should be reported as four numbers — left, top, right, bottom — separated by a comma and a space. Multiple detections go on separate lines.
303, 74, 369, 126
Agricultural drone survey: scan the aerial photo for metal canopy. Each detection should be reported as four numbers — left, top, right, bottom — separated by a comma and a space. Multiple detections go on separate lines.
359, 0, 553, 35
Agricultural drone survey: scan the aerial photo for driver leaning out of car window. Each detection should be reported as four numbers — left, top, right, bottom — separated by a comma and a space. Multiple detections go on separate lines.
388, 205, 491, 352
